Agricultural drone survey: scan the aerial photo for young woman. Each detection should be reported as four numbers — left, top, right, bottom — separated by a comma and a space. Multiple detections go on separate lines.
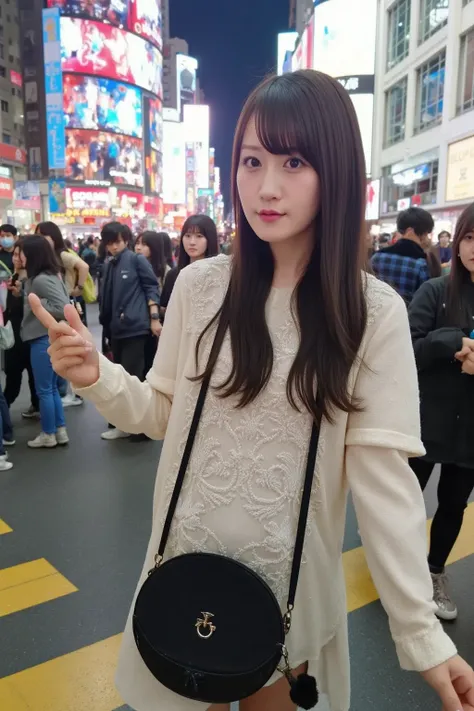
135, 231, 171, 290
408, 203, 474, 622
30, 71, 474, 711
21, 236, 70, 449
4, 240, 39, 419
36, 221, 88, 406
135, 231, 172, 373
160, 214, 219, 312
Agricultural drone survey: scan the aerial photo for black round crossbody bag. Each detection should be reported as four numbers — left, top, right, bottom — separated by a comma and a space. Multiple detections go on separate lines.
133, 363, 321, 709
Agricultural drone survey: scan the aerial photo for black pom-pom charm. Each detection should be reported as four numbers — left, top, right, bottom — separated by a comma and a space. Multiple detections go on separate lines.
289, 672, 319, 710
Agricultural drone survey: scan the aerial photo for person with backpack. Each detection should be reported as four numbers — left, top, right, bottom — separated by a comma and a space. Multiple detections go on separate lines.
99, 221, 160, 441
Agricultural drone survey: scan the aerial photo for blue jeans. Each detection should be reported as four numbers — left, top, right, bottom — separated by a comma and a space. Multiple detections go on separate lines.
57, 376, 68, 398
0, 384, 13, 455
30, 336, 66, 435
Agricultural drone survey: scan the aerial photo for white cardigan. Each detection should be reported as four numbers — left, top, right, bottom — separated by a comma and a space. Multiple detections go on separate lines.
77, 255, 456, 711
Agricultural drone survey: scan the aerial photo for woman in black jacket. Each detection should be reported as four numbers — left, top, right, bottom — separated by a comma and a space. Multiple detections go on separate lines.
408, 202, 474, 621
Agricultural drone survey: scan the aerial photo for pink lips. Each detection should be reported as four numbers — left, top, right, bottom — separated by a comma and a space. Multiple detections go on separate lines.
258, 210, 284, 223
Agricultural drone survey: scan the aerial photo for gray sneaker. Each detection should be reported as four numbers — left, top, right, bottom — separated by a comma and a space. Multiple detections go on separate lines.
56, 427, 69, 446
431, 572, 458, 621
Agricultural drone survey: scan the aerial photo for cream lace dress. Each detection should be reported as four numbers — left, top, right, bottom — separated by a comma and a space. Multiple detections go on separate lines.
77, 255, 456, 711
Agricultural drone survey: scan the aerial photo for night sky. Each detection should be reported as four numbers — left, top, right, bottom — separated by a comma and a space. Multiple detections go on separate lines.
170, 0, 289, 211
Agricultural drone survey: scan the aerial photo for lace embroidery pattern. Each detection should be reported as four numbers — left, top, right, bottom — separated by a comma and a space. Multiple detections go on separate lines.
160, 261, 385, 602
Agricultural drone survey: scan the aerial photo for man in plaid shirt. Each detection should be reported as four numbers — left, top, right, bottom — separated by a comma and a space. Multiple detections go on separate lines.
371, 207, 433, 304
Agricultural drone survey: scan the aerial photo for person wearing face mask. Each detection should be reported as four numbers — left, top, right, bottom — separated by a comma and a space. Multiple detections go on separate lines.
408, 202, 474, 622
29, 71, 474, 711
159, 215, 219, 315
0, 224, 18, 275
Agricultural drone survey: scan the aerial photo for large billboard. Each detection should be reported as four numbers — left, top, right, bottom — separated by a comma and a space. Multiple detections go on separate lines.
277, 32, 298, 75
162, 120, 185, 204
145, 149, 162, 195
292, 16, 314, 71
183, 104, 210, 190
312, 0, 377, 172
43, 8, 65, 170
148, 96, 163, 152
60, 17, 162, 96
63, 74, 143, 137
446, 135, 474, 202
176, 54, 198, 118
65, 129, 144, 188
48, 0, 162, 50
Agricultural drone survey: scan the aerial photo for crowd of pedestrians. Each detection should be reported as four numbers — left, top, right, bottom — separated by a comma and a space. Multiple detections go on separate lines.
371, 204, 474, 621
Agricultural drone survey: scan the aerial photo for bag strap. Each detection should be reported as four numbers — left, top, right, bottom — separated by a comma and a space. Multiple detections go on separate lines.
156, 335, 320, 625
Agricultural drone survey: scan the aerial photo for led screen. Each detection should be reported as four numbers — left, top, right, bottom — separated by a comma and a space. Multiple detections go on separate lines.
64, 75, 142, 137
48, 0, 129, 27
65, 129, 143, 188
148, 97, 163, 152
130, 0, 162, 50
60, 17, 162, 96
145, 149, 162, 195
48, 0, 162, 50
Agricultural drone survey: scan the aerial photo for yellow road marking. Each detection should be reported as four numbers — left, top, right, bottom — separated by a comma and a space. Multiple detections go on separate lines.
0, 519, 12, 535
344, 501, 474, 612
0, 635, 123, 711
0, 505, 473, 710
0, 559, 78, 618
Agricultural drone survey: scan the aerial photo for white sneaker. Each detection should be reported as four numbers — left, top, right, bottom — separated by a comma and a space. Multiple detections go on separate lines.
3, 438, 15, 447
0, 459, 13, 471
61, 394, 83, 408
56, 427, 70, 445
28, 432, 58, 449
101, 428, 130, 441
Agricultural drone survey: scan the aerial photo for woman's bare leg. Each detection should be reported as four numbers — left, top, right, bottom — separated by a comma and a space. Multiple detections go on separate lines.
240, 662, 307, 711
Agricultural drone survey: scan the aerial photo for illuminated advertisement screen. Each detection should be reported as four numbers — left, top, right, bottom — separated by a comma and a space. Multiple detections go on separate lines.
60, 17, 162, 97
48, 0, 162, 50
277, 32, 298, 75
65, 129, 144, 188
183, 105, 210, 190
162, 120, 185, 204
64, 74, 143, 138
48, 0, 129, 26
148, 97, 163, 152
130, 0, 162, 50
145, 149, 162, 195
176, 54, 198, 117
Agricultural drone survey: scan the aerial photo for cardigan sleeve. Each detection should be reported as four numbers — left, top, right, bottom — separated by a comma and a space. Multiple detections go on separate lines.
74, 270, 188, 440
345, 290, 425, 456
345, 287, 457, 671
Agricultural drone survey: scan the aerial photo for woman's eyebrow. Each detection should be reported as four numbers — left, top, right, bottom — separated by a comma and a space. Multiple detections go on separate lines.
241, 144, 262, 151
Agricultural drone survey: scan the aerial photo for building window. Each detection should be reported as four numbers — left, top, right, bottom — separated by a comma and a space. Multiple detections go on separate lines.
0, 26, 3, 38
382, 160, 439, 213
0, 66, 4, 78
387, 0, 411, 70
0, 44, 3, 60
385, 77, 408, 146
8, 55, 13, 63
415, 51, 445, 133
2, 132, 10, 144
1, 99, 8, 112
419, 0, 449, 44
458, 30, 474, 115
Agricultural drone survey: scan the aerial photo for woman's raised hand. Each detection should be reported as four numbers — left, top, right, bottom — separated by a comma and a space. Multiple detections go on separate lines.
28, 294, 100, 389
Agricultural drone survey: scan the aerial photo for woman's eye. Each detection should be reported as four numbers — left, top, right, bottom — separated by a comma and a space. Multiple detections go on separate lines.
286, 157, 304, 169
243, 156, 260, 168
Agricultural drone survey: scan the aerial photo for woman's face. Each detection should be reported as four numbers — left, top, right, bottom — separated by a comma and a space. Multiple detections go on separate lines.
459, 228, 474, 277
236, 118, 320, 248
135, 239, 150, 259
12, 247, 23, 272
439, 233, 450, 248
182, 229, 207, 261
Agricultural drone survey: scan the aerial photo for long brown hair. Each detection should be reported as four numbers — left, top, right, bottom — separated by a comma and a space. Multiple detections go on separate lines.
178, 214, 219, 271
447, 202, 474, 327
196, 70, 368, 423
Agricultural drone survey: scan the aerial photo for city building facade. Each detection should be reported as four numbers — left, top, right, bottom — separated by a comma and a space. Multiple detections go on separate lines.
372, 0, 474, 233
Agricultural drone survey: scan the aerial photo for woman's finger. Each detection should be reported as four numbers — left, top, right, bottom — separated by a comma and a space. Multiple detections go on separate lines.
49, 333, 92, 351
54, 355, 87, 370
28, 294, 61, 331
50, 346, 92, 360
